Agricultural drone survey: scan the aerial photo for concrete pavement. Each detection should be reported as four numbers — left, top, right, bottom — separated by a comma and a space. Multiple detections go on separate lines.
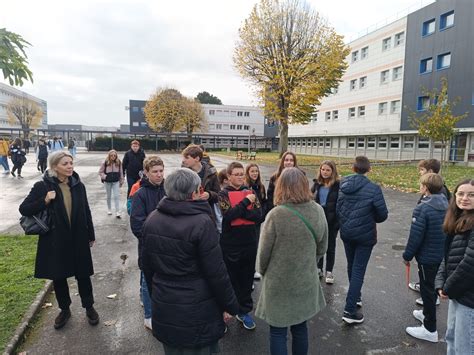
1, 151, 447, 354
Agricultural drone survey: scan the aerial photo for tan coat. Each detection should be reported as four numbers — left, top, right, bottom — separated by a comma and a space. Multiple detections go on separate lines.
256, 200, 328, 327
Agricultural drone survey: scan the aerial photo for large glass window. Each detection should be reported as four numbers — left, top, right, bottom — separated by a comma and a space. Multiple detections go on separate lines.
440, 11, 454, 30
420, 57, 433, 74
437, 52, 451, 70
422, 19, 436, 36
417, 96, 430, 111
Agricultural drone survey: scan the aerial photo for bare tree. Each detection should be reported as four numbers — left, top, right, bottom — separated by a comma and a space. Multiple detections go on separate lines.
7, 97, 43, 138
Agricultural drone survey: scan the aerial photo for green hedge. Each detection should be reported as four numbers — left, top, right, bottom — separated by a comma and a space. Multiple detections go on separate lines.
88, 137, 193, 151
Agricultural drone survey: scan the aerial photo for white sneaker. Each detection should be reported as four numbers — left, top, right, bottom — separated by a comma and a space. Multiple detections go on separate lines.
413, 309, 424, 323
406, 325, 438, 343
116, 212, 121, 219
107, 211, 112, 215
144, 318, 152, 330
408, 282, 421, 292
254, 272, 262, 280
416, 297, 440, 306
325, 272, 334, 284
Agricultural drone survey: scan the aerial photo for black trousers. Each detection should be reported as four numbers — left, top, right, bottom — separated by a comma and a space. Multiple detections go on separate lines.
38, 158, 47, 173
11, 162, 22, 175
418, 263, 440, 332
318, 225, 338, 273
222, 244, 257, 314
53, 277, 94, 310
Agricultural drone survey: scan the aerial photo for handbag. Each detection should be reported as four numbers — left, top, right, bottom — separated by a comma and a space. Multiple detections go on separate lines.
20, 208, 50, 235
281, 205, 317, 243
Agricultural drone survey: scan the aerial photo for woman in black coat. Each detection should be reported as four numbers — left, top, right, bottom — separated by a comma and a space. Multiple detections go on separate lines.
311, 160, 340, 284
19, 151, 99, 330
10, 137, 26, 178
142, 168, 240, 355
435, 179, 474, 354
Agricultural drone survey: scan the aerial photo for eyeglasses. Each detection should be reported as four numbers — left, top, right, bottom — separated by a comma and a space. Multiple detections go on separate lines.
231, 173, 245, 177
455, 192, 474, 199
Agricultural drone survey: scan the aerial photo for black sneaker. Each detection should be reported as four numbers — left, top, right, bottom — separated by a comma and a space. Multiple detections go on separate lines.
342, 311, 364, 324
11, 171, 16, 177
54, 309, 71, 329
86, 306, 99, 325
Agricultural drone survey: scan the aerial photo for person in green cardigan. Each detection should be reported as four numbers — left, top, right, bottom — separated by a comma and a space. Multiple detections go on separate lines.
256, 167, 328, 355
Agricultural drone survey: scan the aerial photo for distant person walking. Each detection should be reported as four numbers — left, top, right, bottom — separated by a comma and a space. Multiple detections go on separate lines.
99, 150, 124, 218
256, 167, 328, 355
9, 137, 26, 179
36, 138, 49, 173
436, 179, 474, 355
23, 138, 31, 154
19, 151, 99, 330
123, 140, 146, 196
68, 138, 76, 157
50, 137, 64, 152
0, 137, 10, 174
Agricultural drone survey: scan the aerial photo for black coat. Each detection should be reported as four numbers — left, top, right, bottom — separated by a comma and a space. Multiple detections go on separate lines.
435, 229, 474, 308
312, 180, 340, 229
142, 198, 240, 348
19, 171, 95, 280
122, 148, 145, 180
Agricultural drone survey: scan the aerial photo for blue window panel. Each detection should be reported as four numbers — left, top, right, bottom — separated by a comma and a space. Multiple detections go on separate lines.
437, 52, 451, 70
422, 19, 435, 36
417, 96, 430, 111
440, 11, 454, 30
132, 107, 139, 112
420, 58, 433, 74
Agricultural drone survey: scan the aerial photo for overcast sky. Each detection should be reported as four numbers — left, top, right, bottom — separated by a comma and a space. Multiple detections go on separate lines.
1, 0, 435, 126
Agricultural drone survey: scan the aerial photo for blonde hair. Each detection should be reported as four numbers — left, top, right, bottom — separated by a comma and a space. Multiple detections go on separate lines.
48, 151, 73, 177
143, 155, 164, 171
274, 167, 312, 205
105, 149, 121, 166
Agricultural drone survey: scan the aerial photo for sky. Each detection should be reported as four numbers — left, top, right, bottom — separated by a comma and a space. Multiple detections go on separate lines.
1, 0, 435, 127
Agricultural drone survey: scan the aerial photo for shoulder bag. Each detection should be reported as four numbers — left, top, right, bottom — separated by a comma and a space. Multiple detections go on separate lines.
19, 182, 52, 235
281, 204, 317, 243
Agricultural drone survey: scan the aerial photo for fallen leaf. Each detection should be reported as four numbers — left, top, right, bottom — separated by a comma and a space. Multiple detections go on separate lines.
42, 302, 53, 308
104, 320, 117, 326
107, 294, 117, 299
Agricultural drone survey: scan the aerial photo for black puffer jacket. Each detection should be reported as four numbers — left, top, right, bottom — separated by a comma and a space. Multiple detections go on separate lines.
142, 198, 240, 348
19, 171, 95, 280
130, 177, 166, 269
435, 229, 474, 308
122, 148, 145, 180
312, 180, 340, 229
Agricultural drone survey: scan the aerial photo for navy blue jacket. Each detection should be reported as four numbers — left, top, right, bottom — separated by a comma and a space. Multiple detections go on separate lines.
403, 194, 448, 264
336, 174, 388, 246
130, 177, 166, 269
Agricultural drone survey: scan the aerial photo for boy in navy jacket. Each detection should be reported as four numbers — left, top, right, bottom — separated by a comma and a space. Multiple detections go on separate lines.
403, 173, 448, 343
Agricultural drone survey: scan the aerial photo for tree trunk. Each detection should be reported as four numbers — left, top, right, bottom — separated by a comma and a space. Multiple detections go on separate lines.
278, 122, 288, 157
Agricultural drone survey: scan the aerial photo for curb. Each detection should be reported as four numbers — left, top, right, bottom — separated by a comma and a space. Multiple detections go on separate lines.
3, 280, 53, 355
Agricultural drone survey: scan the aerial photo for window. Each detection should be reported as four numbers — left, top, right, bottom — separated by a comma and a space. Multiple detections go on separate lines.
216, 124, 222, 129
209, 124, 216, 129
318, 139, 324, 147
348, 107, 356, 118
209, 110, 215, 115
403, 135, 415, 149
367, 137, 376, 148
378, 102, 388, 115
390, 137, 400, 149
223, 124, 229, 130
237, 111, 243, 117
420, 57, 433, 74
132, 107, 139, 112
440, 11, 454, 30
140, 107, 145, 113
230, 124, 236, 129
237, 125, 243, 130
140, 122, 147, 127
332, 110, 339, 120
418, 137, 430, 149
312, 113, 318, 122
357, 137, 365, 148
361, 46, 369, 59
348, 138, 356, 148
325, 112, 331, 121
350, 79, 357, 91
331, 86, 339, 94
437, 52, 451, 70
325, 138, 331, 147
417, 96, 430, 111
359, 76, 367, 88
244, 125, 250, 130
244, 112, 250, 117
422, 19, 435, 36
132, 122, 139, 127
391, 100, 401, 114
382, 37, 391, 51
351, 50, 359, 62
380, 70, 389, 84
378, 137, 387, 149
393, 66, 403, 81
358, 106, 366, 117
394, 32, 405, 46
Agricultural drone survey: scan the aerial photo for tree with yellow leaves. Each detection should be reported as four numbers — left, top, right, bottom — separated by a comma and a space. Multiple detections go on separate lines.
233, 0, 349, 155
409, 77, 467, 163
182, 98, 207, 140
6, 97, 43, 138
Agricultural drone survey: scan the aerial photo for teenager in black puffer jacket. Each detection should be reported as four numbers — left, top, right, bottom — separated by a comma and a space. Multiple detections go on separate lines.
435, 179, 474, 354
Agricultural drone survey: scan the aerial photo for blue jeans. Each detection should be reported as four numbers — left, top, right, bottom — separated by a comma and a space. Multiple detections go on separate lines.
0, 156, 9, 171
269, 321, 308, 355
343, 241, 373, 314
446, 299, 474, 355
141, 272, 152, 319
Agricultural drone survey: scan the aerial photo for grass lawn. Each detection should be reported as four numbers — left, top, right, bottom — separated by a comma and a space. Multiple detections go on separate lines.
0, 235, 44, 353
213, 151, 473, 193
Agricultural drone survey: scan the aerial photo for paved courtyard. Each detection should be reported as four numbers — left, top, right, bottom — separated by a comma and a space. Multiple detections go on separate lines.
0, 151, 448, 354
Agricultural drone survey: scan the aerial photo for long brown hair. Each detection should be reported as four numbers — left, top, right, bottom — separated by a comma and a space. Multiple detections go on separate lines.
105, 149, 121, 166
245, 163, 266, 200
274, 151, 299, 179
443, 179, 474, 235
316, 160, 339, 186
274, 167, 311, 206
